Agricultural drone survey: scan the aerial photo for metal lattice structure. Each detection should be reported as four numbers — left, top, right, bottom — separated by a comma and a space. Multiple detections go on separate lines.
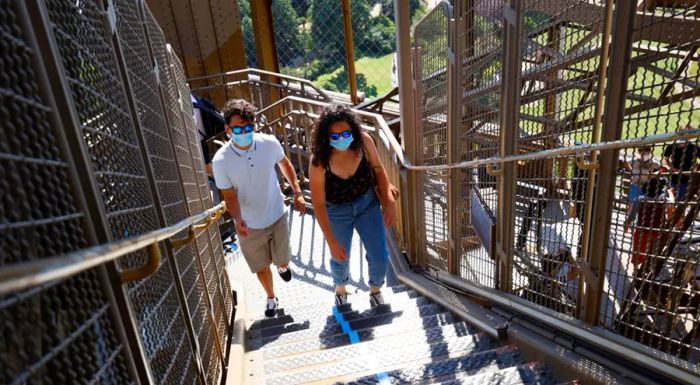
0, 1, 233, 384
411, 0, 700, 371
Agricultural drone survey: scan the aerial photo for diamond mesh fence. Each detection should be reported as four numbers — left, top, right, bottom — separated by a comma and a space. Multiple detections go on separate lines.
0, 1, 136, 383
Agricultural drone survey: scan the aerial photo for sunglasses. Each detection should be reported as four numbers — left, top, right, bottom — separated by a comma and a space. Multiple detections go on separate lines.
231, 124, 254, 135
329, 129, 352, 141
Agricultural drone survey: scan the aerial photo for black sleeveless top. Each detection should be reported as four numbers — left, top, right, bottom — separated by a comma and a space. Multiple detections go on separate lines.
325, 154, 374, 204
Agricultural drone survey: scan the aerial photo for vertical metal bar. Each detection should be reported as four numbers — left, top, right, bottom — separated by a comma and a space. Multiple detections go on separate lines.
342, 0, 359, 104
446, 9, 462, 275
496, 0, 523, 292
576, 0, 615, 319
250, 0, 281, 120
107, 0, 206, 383
21, 1, 154, 383
583, 0, 636, 325
395, 0, 421, 265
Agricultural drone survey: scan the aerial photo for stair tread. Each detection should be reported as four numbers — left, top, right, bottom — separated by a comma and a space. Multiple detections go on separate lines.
262, 345, 522, 385
250, 311, 458, 352
246, 302, 442, 343
262, 323, 493, 375
247, 294, 432, 331
430, 361, 556, 385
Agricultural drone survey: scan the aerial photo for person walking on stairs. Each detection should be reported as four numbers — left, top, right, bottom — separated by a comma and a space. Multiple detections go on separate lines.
309, 104, 398, 308
212, 99, 306, 318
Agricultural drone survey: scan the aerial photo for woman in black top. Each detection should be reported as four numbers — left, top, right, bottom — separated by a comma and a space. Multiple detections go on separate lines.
309, 104, 397, 307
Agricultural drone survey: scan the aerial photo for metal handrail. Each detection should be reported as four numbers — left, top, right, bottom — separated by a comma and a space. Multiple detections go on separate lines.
413, 0, 453, 32
256, 95, 700, 174
0, 202, 226, 296
187, 68, 330, 101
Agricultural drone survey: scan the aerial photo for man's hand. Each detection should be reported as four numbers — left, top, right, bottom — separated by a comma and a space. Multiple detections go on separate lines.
293, 192, 306, 216
235, 218, 250, 238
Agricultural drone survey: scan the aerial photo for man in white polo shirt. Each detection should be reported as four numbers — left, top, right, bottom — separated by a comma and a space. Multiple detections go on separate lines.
212, 99, 305, 317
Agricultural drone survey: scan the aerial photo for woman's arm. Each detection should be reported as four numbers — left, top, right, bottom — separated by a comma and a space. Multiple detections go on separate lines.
362, 132, 397, 227
309, 158, 347, 260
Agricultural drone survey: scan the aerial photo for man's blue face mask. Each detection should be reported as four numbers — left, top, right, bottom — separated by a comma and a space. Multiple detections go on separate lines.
230, 123, 254, 147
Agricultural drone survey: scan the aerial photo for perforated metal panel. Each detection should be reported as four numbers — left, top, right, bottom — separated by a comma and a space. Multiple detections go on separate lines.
0, 1, 135, 383
42, 0, 198, 382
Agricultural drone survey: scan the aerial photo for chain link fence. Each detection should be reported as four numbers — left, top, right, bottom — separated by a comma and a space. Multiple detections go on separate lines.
1, 0, 234, 383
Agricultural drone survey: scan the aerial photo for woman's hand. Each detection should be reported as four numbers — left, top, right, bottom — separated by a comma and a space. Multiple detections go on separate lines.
382, 201, 396, 227
328, 238, 348, 261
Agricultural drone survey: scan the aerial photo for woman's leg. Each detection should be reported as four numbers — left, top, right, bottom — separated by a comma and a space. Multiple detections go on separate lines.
327, 204, 354, 293
354, 192, 388, 293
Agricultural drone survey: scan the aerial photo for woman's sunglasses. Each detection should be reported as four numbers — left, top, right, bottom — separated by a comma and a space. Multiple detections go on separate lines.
329, 129, 352, 141
231, 124, 254, 135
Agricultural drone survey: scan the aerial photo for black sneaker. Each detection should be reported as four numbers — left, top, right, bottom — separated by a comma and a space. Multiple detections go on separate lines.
278, 266, 292, 282
335, 292, 348, 306
369, 291, 385, 308
265, 297, 278, 318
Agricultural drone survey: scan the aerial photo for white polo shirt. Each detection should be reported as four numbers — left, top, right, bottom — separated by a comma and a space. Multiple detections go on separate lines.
211, 133, 286, 229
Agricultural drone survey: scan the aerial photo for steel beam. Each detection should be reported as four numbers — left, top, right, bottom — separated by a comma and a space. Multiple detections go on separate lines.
342, 0, 359, 104
582, 0, 637, 325
496, 0, 523, 292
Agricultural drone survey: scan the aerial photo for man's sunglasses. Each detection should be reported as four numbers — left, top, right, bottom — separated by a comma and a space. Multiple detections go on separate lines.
329, 129, 352, 141
231, 124, 254, 135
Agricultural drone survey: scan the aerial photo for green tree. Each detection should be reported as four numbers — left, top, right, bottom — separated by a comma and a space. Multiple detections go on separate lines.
238, 0, 256, 67
291, 0, 310, 17
358, 15, 395, 56
310, 0, 372, 70
381, 0, 421, 20
272, 0, 305, 67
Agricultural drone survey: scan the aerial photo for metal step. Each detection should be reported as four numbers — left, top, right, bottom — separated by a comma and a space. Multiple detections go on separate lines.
330, 345, 523, 385
246, 302, 442, 342
250, 310, 459, 353
422, 361, 555, 385
258, 338, 515, 385
247, 293, 432, 331
262, 323, 492, 375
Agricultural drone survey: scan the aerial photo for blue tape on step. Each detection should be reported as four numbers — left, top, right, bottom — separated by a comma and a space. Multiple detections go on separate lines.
333, 305, 360, 344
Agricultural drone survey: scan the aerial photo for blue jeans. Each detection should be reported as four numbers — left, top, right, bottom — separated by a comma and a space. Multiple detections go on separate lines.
672, 182, 689, 200
326, 189, 388, 289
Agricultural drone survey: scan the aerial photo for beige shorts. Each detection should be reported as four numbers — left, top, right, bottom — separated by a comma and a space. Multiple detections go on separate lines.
238, 212, 291, 273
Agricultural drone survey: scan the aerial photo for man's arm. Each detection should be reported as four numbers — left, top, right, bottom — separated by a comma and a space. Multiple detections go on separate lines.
277, 156, 306, 215
220, 188, 249, 237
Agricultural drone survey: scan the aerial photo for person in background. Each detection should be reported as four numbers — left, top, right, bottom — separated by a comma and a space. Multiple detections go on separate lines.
663, 124, 700, 201
212, 99, 306, 318
624, 146, 660, 222
309, 104, 397, 307
625, 176, 672, 266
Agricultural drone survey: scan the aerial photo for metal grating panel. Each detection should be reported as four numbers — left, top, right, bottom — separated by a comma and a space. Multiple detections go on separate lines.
43, 0, 197, 382
414, 2, 451, 272
0, 1, 135, 383
143, 6, 223, 383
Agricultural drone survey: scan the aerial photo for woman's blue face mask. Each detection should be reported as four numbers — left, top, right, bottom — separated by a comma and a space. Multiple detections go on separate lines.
330, 130, 353, 151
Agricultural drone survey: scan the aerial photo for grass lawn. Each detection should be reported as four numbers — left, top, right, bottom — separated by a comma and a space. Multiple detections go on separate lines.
313, 53, 396, 97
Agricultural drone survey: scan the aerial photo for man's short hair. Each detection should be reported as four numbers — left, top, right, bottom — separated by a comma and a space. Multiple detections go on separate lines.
223, 99, 257, 125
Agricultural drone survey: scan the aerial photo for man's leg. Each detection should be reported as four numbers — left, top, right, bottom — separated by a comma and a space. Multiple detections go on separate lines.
256, 265, 275, 298
271, 213, 293, 281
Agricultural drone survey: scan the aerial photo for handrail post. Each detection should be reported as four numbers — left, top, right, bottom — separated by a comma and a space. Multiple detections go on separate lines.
342, 0, 359, 104
582, 0, 636, 325
446, 5, 462, 275
395, 0, 421, 265
496, 0, 523, 292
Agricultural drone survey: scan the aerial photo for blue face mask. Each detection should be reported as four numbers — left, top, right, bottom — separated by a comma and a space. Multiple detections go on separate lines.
330, 134, 353, 151
232, 132, 254, 147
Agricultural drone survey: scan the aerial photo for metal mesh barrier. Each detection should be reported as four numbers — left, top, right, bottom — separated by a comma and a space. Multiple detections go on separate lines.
43, 0, 200, 382
414, 2, 451, 272
456, 0, 504, 288
599, 2, 700, 364
0, 1, 136, 383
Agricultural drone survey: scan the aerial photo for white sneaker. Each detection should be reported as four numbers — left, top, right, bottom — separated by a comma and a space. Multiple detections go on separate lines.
265, 297, 278, 318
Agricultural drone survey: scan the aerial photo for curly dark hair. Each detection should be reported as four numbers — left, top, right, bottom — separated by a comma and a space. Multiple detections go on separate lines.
312, 104, 363, 168
222, 98, 257, 124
